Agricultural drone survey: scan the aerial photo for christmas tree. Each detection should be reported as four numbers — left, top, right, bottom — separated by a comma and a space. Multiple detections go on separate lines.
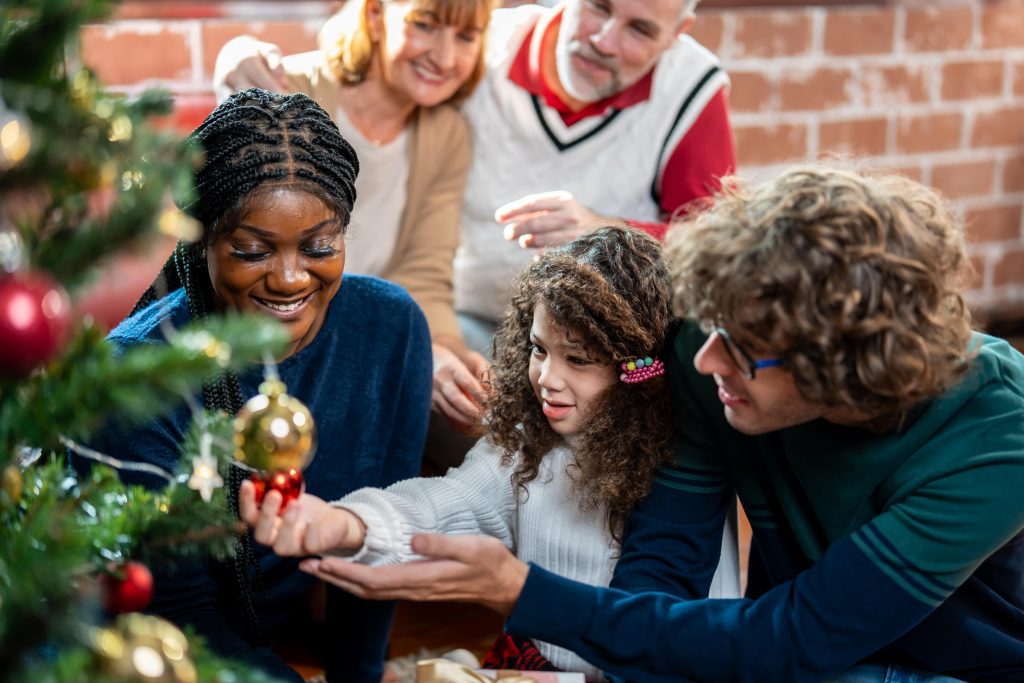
0, 1, 292, 680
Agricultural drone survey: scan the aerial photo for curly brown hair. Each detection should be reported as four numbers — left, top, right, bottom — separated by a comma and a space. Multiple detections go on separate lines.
667, 166, 974, 427
484, 226, 676, 542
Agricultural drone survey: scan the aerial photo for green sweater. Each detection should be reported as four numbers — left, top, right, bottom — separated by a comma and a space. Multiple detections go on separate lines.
507, 327, 1024, 681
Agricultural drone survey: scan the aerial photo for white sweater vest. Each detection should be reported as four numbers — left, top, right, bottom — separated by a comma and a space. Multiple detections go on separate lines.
455, 6, 728, 321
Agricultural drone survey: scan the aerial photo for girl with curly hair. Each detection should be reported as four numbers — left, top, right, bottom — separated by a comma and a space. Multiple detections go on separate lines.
240, 225, 739, 680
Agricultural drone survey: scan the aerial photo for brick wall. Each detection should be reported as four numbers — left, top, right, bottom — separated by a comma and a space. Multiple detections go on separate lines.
80, 0, 1024, 326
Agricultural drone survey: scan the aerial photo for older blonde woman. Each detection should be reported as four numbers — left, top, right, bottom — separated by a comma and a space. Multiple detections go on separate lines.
216, 0, 496, 429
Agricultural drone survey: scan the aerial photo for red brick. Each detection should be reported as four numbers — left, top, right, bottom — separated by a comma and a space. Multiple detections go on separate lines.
895, 112, 963, 154
982, 1, 1024, 49
201, 21, 318, 77
819, 117, 888, 157
1013, 61, 1024, 96
972, 106, 1024, 147
80, 24, 192, 85
689, 13, 724, 53
931, 160, 997, 199
733, 11, 812, 59
1004, 155, 1024, 192
778, 68, 855, 111
964, 204, 1023, 243
905, 6, 973, 52
861, 65, 930, 108
823, 8, 895, 56
993, 248, 1024, 286
734, 123, 808, 166
728, 71, 773, 113
941, 60, 1005, 100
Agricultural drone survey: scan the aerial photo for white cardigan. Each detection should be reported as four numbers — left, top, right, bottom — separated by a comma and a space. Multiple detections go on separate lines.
336, 438, 740, 680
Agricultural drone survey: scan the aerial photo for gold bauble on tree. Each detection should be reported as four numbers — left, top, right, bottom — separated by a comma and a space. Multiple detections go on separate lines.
92, 613, 197, 683
233, 378, 316, 509
233, 378, 316, 472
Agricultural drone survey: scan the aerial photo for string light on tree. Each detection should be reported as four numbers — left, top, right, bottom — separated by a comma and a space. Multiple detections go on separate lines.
0, 111, 31, 170
233, 378, 316, 509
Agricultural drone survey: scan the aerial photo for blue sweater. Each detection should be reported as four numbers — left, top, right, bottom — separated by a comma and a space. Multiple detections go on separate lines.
507, 325, 1024, 682
83, 275, 432, 682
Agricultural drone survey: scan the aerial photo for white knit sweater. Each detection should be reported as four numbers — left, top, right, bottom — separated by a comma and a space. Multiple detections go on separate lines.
335, 438, 740, 681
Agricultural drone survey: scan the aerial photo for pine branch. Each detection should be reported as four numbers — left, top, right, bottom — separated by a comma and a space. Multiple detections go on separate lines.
0, 315, 288, 455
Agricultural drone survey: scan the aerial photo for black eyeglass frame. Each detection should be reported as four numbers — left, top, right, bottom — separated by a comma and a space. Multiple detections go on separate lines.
712, 327, 783, 381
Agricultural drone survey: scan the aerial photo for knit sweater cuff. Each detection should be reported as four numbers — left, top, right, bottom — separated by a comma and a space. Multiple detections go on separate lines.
329, 495, 417, 565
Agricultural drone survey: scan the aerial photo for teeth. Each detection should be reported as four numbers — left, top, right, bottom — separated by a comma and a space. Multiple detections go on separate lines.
413, 64, 444, 83
260, 298, 304, 312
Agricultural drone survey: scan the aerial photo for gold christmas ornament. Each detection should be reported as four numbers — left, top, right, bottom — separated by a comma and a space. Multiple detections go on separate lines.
1, 464, 22, 504
233, 379, 316, 473
93, 613, 197, 683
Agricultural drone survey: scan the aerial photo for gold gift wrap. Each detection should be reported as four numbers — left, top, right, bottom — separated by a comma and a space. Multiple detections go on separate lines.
416, 659, 538, 683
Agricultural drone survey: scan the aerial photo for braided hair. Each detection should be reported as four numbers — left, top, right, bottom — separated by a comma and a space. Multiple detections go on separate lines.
133, 88, 359, 632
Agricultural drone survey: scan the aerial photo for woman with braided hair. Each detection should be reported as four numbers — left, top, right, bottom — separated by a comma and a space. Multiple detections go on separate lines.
79, 88, 432, 682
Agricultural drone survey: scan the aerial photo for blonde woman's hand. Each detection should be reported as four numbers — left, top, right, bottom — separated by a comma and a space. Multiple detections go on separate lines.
239, 480, 367, 557
213, 36, 288, 102
431, 340, 489, 427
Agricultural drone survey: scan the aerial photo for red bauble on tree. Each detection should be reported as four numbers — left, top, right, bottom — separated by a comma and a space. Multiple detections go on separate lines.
101, 561, 154, 614
0, 270, 72, 379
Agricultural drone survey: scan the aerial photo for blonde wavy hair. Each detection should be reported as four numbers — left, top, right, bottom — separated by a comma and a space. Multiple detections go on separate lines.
318, 0, 494, 103
667, 166, 974, 426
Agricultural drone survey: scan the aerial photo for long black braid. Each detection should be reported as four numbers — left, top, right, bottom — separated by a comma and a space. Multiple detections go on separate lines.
133, 88, 359, 634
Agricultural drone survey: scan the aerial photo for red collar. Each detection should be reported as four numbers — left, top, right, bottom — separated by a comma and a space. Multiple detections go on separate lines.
507, 6, 654, 126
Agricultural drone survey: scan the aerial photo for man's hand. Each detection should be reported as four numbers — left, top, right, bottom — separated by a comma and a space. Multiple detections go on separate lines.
298, 533, 530, 615
213, 36, 288, 102
496, 190, 611, 249
431, 339, 489, 428
239, 480, 366, 556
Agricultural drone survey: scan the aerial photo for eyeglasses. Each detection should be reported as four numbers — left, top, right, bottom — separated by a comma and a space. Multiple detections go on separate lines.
712, 327, 782, 381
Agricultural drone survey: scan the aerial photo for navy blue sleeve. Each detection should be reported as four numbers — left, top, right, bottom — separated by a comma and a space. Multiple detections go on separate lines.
324, 296, 432, 683
510, 535, 932, 683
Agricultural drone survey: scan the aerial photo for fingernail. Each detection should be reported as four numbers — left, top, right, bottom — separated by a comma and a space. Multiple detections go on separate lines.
503, 225, 515, 241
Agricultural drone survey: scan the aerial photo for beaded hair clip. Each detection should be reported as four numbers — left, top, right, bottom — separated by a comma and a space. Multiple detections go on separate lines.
619, 356, 665, 384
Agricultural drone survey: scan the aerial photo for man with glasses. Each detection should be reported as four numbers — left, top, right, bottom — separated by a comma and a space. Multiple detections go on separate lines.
293, 167, 1024, 682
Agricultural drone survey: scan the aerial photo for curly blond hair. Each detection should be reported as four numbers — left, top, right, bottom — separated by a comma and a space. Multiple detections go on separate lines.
485, 226, 676, 542
318, 0, 494, 103
667, 166, 974, 427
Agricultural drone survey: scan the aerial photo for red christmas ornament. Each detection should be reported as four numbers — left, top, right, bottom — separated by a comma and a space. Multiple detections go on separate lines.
0, 271, 71, 379
101, 561, 154, 614
250, 468, 304, 510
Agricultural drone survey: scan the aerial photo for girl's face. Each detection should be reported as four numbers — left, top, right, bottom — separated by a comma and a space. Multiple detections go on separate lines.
206, 186, 345, 359
528, 303, 617, 438
374, 0, 485, 107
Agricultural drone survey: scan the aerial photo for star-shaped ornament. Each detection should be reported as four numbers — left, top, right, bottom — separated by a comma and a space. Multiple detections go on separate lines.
187, 433, 223, 503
